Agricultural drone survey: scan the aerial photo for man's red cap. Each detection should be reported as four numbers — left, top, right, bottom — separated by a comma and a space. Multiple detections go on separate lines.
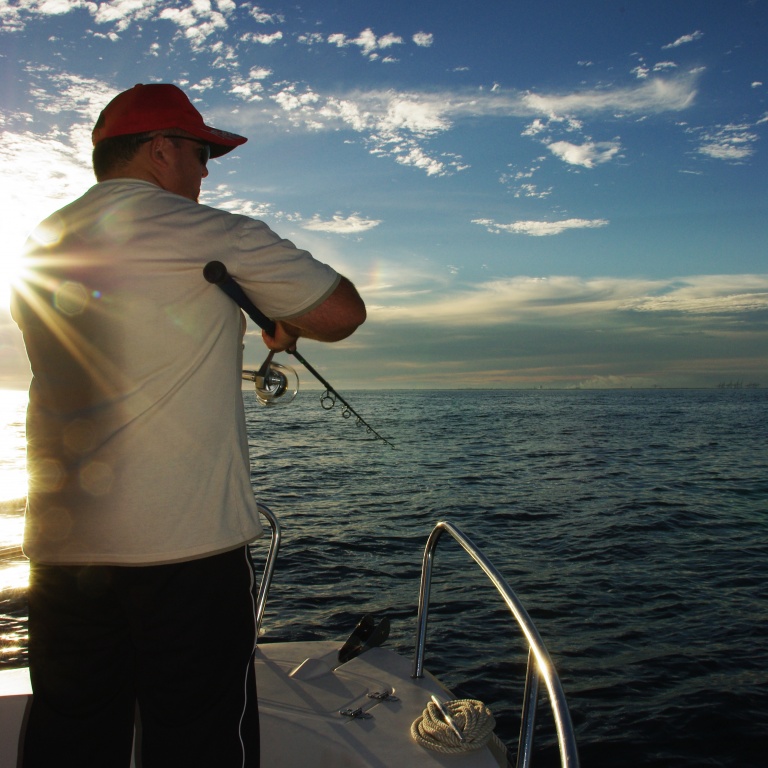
92, 83, 247, 159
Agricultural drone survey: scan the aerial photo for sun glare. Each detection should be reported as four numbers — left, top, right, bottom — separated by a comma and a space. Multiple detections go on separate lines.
1, 165, 74, 312
0, 390, 28, 505
0, 249, 25, 312
0, 561, 29, 593
1, 200, 36, 312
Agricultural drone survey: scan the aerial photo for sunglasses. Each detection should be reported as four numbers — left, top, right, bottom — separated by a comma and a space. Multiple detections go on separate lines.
140, 134, 211, 165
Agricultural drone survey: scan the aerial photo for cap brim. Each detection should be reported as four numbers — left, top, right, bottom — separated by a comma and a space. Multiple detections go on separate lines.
192, 125, 248, 158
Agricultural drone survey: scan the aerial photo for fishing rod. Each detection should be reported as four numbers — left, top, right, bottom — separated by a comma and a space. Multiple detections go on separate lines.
203, 261, 395, 448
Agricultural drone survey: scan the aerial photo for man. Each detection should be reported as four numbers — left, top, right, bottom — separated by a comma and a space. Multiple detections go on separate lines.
12, 83, 366, 767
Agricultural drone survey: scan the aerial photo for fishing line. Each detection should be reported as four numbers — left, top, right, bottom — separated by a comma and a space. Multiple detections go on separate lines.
203, 261, 394, 448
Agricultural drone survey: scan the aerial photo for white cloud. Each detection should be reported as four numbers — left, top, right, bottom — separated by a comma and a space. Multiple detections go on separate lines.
229, 79, 265, 101
244, 75, 696, 177
265, 87, 463, 174
249, 6, 282, 24
5, 237, 766, 386
272, 84, 321, 112
515, 183, 552, 199
499, 163, 553, 198
620, 275, 768, 314
327, 28, 404, 59
249, 66, 272, 80
697, 123, 759, 161
157, 1, 196, 25
10, 0, 236, 48
203, 185, 310, 227
240, 30, 283, 45
662, 30, 704, 49
547, 139, 622, 168
210, 42, 238, 68
91, 1, 159, 33
392, 144, 446, 176
158, 3, 229, 49
634, 60, 677, 79
472, 218, 609, 236
297, 32, 324, 45
521, 118, 548, 136
413, 32, 433, 47
626, 291, 768, 314
39, 0, 89, 14
302, 213, 382, 234
26, 67, 117, 125
190, 77, 215, 94
384, 98, 450, 133
373, 273, 768, 328
378, 32, 403, 49
0, 0, 225, 35
202, 186, 276, 219
521, 75, 697, 115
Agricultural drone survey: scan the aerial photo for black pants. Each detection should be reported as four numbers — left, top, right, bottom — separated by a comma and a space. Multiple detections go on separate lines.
23, 546, 260, 768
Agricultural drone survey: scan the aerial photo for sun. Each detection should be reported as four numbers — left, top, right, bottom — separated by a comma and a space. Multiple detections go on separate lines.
0, 134, 95, 312
0, 188, 39, 312
0, 182, 64, 312
0, 249, 26, 312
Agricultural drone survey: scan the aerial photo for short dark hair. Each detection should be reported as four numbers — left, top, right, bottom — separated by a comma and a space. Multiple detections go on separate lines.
92, 131, 153, 180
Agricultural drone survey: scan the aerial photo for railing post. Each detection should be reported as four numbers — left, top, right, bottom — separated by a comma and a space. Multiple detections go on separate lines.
412, 523, 444, 678
516, 648, 540, 768
253, 503, 281, 643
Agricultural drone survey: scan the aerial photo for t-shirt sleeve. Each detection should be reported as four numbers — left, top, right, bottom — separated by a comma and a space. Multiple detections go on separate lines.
228, 216, 340, 320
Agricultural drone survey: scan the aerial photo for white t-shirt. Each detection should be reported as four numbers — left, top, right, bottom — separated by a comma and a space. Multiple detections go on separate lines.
13, 179, 340, 565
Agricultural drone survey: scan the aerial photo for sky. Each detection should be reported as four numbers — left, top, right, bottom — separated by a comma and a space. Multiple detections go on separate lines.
1, 0, 767, 390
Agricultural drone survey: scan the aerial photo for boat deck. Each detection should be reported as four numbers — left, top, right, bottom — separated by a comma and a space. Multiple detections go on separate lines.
257, 640, 506, 767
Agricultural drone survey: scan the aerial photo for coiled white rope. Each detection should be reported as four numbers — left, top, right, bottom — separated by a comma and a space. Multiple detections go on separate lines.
411, 698, 496, 753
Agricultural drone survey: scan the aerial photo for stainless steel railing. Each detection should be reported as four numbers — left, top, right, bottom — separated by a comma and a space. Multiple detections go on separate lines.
253, 503, 281, 641
412, 520, 579, 768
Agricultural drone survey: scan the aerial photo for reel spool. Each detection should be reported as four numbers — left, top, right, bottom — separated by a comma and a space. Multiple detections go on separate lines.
242, 362, 299, 407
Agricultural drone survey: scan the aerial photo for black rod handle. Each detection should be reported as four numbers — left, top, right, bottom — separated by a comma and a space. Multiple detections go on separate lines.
203, 261, 277, 337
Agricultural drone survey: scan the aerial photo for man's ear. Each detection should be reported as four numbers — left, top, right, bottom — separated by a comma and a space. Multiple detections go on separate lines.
147, 134, 172, 169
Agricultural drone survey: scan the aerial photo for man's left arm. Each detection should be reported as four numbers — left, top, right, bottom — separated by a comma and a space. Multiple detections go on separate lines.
262, 275, 366, 351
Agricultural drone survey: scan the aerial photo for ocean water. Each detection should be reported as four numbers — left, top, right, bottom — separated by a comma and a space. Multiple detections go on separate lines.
1, 387, 767, 767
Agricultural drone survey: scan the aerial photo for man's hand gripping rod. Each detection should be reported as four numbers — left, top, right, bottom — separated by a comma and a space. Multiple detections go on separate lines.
203, 261, 394, 448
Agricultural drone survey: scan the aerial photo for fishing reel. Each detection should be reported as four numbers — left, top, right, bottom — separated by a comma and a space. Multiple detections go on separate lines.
242, 351, 299, 407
